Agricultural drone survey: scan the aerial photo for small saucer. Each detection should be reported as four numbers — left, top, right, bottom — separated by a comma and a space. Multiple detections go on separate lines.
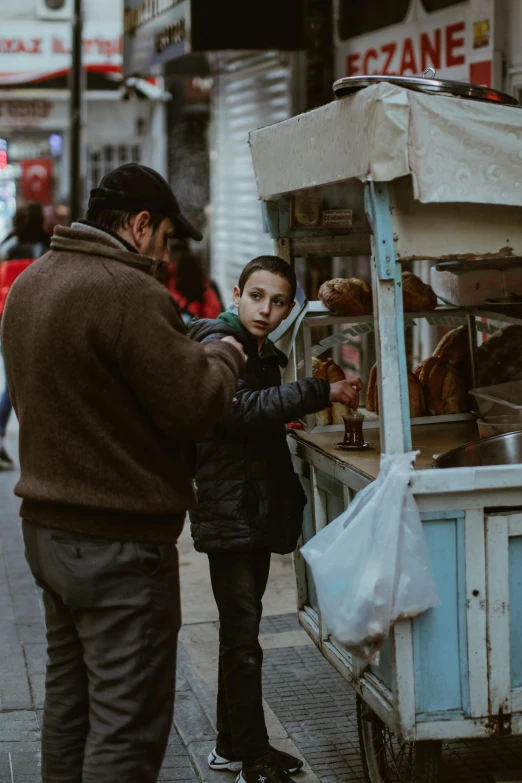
335, 442, 373, 451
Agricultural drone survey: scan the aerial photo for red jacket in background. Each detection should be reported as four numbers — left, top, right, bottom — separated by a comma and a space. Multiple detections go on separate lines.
164, 271, 223, 321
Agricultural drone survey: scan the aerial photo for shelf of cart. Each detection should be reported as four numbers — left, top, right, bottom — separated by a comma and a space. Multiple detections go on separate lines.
470, 305, 522, 327
289, 421, 479, 481
304, 304, 471, 326
304, 303, 522, 328
304, 411, 475, 435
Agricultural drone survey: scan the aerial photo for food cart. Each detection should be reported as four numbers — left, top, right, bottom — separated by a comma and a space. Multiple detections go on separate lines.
249, 78, 522, 782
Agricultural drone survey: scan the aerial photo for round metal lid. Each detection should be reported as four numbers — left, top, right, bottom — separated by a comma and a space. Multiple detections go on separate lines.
332, 74, 520, 107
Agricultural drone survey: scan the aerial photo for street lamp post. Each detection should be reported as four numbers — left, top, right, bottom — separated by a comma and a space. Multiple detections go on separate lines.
69, 0, 83, 222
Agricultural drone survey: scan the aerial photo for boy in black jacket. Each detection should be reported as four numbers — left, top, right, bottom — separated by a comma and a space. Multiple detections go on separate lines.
188, 257, 361, 783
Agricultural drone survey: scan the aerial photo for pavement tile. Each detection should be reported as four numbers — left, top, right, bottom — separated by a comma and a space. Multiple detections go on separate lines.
0, 464, 198, 783
5, 445, 522, 783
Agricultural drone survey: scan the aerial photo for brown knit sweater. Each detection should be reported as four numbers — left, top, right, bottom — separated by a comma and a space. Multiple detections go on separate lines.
1, 223, 243, 543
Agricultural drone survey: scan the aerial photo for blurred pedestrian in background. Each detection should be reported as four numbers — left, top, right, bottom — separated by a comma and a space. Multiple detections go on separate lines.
163, 241, 223, 323
0, 202, 51, 469
1, 202, 51, 261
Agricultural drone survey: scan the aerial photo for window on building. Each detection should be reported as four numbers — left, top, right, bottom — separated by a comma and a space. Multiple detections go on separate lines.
86, 144, 142, 201
421, 0, 463, 11
337, 0, 410, 41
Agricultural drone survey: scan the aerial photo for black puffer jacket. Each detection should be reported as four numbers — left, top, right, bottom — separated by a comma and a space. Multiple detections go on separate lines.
187, 315, 330, 555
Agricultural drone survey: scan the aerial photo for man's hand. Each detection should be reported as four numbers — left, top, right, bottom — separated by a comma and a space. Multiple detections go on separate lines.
329, 377, 363, 409
221, 335, 246, 362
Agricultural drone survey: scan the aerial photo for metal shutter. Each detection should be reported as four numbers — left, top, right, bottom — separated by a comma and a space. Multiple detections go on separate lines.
210, 52, 293, 303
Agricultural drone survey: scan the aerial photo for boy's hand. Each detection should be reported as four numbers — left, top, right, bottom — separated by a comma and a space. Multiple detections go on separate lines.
329, 378, 363, 409
221, 335, 246, 362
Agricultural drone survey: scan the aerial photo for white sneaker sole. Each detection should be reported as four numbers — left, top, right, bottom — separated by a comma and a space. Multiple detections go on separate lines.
235, 773, 246, 783
208, 750, 242, 773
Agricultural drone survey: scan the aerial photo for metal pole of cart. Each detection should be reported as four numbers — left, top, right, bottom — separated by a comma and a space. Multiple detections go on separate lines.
69, 0, 83, 223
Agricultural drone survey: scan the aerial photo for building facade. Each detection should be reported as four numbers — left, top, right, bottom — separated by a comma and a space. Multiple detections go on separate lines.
0, 0, 166, 236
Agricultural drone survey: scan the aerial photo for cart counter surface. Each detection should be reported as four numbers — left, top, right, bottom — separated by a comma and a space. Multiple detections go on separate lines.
290, 421, 479, 481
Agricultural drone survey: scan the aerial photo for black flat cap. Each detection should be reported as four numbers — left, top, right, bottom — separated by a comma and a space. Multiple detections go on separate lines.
86, 163, 202, 241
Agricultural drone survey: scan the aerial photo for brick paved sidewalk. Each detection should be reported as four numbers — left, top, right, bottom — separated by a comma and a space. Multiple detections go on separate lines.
0, 441, 199, 783
258, 615, 522, 783
3, 426, 522, 783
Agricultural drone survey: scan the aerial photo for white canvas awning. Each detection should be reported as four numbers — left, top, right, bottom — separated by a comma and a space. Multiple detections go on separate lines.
249, 81, 522, 207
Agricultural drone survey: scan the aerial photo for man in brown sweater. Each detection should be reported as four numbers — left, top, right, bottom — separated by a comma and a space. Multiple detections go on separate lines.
1, 163, 245, 783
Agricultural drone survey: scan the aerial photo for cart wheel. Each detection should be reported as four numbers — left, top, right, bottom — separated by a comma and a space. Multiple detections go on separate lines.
356, 696, 441, 783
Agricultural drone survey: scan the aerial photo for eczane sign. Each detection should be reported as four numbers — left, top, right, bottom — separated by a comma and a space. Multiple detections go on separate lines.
336, 1, 492, 86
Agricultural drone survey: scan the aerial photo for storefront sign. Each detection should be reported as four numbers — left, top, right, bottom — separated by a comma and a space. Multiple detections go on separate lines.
336, 1, 492, 86
21, 159, 53, 205
0, 99, 69, 130
0, 21, 122, 86
124, 0, 188, 75
124, 0, 183, 36
123, 0, 304, 76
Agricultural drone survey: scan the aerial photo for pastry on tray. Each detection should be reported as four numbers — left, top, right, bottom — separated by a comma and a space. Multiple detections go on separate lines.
366, 363, 426, 418
312, 357, 332, 425
312, 357, 352, 426
414, 357, 468, 415
432, 324, 470, 366
327, 360, 350, 424
402, 271, 438, 312
318, 278, 373, 316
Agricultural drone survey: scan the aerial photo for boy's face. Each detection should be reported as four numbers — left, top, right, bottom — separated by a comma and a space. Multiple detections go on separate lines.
233, 270, 295, 346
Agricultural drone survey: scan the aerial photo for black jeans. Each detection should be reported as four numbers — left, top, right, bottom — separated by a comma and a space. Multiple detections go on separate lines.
22, 519, 181, 783
208, 549, 271, 765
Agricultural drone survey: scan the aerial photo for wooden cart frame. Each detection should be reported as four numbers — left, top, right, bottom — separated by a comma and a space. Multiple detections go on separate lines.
249, 84, 522, 779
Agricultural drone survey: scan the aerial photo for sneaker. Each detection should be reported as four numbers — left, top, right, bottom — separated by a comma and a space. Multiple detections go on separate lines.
209, 747, 303, 775
208, 749, 243, 773
0, 447, 13, 470
236, 757, 296, 783
267, 748, 303, 775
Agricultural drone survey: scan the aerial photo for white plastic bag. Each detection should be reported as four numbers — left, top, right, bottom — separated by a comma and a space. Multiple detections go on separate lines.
301, 451, 439, 664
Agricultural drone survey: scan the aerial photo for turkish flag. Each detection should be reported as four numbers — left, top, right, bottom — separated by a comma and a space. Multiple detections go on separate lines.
21, 159, 53, 205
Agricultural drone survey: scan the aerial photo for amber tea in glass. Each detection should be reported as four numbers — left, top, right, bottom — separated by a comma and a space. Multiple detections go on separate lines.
343, 411, 365, 446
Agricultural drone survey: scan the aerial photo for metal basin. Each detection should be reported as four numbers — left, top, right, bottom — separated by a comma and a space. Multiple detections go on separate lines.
434, 430, 522, 469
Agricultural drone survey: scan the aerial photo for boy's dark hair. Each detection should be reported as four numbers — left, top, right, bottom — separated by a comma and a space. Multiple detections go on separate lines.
94, 209, 165, 235
238, 256, 296, 302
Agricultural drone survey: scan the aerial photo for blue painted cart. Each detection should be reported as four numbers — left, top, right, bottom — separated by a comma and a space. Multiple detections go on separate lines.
249, 81, 522, 781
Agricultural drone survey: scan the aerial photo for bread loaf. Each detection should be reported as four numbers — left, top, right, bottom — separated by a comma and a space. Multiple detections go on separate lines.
477, 324, 522, 386
318, 278, 372, 316
414, 356, 443, 386
327, 361, 350, 424
425, 360, 468, 415
312, 357, 332, 425
408, 372, 427, 418
366, 363, 426, 417
402, 272, 438, 312
366, 363, 378, 413
433, 325, 470, 366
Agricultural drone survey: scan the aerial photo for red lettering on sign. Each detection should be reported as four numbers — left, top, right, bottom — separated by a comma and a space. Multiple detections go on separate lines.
346, 19, 467, 78
381, 42, 397, 75
420, 29, 441, 71
469, 60, 492, 87
363, 48, 378, 74
446, 21, 465, 67
347, 52, 361, 76
30, 39, 42, 54
400, 37, 418, 74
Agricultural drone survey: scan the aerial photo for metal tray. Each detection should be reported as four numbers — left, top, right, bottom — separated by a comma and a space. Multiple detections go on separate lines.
433, 430, 522, 469
333, 75, 520, 107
